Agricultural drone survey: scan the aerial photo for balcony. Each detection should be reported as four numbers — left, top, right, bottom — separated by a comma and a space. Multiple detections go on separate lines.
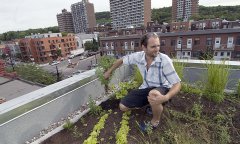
213, 44, 235, 50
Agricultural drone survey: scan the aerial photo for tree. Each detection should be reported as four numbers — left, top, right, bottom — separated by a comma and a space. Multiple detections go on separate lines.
84, 41, 94, 51
92, 38, 99, 52
56, 49, 62, 57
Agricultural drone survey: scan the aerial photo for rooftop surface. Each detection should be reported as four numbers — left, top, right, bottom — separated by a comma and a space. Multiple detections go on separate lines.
0, 77, 42, 101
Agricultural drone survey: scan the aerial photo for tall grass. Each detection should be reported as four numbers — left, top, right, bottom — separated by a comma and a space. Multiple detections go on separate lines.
237, 80, 240, 97
172, 59, 185, 81
204, 60, 229, 103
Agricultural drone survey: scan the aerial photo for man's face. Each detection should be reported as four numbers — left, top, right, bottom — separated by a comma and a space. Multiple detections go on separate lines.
143, 37, 160, 58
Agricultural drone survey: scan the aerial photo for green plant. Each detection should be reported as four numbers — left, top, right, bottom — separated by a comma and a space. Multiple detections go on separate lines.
216, 126, 231, 144
191, 103, 203, 119
112, 81, 138, 99
83, 110, 112, 144
8, 64, 57, 85
237, 80, 240, 97
132, 65, 143, 87
63, 120, 74, 130
213, 114, 226, 125
116, 111, 131, 144
72, 126, 82, 138
204, 60, 229, 103
89, 96, 102, 116
96, 56, 116, 92
173, 59, 186, 81
181, 82, 203, 95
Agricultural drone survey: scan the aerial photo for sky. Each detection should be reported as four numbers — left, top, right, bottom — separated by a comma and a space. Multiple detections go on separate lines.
0, 0, 240, 34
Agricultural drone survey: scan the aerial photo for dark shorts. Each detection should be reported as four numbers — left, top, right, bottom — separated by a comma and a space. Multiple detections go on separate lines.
120, 87, 170, 108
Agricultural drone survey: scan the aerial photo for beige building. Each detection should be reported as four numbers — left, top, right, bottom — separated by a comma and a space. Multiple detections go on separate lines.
71, 0, 96, 33
172, 0, 199, 22
110, 0, 151, 29
57, 9, 75, 33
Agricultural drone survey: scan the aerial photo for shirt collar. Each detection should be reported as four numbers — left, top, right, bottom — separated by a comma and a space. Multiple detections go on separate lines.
140, 52, 162, 64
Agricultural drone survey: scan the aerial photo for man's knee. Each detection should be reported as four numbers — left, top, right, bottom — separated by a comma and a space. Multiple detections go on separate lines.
119, 103, 129, 112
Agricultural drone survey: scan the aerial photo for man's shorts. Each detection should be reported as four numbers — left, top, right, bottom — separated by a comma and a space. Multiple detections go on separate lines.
120, 87, 170, 108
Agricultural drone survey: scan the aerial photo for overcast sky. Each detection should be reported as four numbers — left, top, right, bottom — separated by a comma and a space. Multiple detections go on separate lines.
0, 0, 239, 34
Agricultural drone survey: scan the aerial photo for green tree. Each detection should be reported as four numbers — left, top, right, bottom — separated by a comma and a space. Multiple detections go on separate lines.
84, 41, 94, 51
56, 49, 62, 57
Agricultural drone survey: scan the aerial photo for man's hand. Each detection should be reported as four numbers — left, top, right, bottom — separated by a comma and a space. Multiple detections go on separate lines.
148, 89, 168, 105
104, 71, 111, 79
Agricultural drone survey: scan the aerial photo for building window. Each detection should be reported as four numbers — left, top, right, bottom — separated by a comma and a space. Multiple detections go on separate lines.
194, 38, 200, 45
236, 36, 240, 45
215, 52, 218, 56
206, 38, 212, 45
220, 52, 224, 56
161, 40, 166, 46
227, 52, 230, 56
171, 40, 175, 46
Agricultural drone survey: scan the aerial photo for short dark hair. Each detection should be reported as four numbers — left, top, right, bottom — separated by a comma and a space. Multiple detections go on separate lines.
140, 32, 159, 47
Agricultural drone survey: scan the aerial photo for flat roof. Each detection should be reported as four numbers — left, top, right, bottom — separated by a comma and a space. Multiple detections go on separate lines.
0, 78, 42, 101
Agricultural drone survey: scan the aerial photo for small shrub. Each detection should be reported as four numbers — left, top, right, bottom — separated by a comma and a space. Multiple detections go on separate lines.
96, 56, 116, 92
63, 120, 74, 130
191, 103, 203, 119
213, 114, 226, 125
89, 97, 102, 116
132, 65, 143, 88
204, 60, 229, 103
181, 82, 203, 95
216, 126, 231, 144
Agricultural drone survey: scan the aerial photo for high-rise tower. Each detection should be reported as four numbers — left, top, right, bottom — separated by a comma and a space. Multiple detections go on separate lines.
71, 0, 96, 33
110, 0, 151, 29
172, 0, 199, 22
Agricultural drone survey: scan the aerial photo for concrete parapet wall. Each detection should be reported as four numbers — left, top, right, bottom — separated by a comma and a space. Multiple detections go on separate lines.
0, 66, 132, 144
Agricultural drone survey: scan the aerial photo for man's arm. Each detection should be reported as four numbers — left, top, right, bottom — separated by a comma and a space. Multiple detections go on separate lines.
165, 82, 181, 101
104, 58, 123, 79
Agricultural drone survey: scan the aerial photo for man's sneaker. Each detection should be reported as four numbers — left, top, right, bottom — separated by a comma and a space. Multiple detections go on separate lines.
146, 106, 152, 115
139, 121, 159, 133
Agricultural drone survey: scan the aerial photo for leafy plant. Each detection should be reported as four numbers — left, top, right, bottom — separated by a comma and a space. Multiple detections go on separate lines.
89, 96, 103, 116
191, 103, 203, 119
181, 82, 203, 95
96, 56, 116, 92
204, 60, 229, 103
83, 110, 112, 144
116, 111, 131, 144
63, 120, 74, 130
112, 81, 138, 99
132, 65, 143, 88
6, 64, 57, 85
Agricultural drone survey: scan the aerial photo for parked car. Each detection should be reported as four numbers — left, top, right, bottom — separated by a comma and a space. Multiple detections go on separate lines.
79, 56, 86, 60
68, 54, 75, 59
49, 61, 60, 66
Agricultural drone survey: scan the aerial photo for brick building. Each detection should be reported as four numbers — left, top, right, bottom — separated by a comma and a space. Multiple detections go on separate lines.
100, 29, 240, 60
19, 33, 77, 63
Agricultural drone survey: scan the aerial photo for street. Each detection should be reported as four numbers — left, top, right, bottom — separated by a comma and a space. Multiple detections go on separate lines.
40, 54, 100, 79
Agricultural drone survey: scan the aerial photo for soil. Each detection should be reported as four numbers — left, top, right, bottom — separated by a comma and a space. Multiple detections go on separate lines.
42, 92, 240, 144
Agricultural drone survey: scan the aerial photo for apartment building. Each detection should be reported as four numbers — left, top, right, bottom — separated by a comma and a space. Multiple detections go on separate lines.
56, 9, 75, 33
71, 0, 96, 33
100, 29, 240, 60
19, 33, 77, 63
109, 0, 151, 29
172, 0, 199, 22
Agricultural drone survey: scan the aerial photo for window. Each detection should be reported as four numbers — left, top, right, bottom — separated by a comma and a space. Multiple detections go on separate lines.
236, 36, 240, 45
161, 40, 166, 46
220, 52, 224, 56
227, 52, 230, 56
206, 38, 212, 45
215, 52, 218, 56
194, 38, 200, 45
171, 40, 175, 46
